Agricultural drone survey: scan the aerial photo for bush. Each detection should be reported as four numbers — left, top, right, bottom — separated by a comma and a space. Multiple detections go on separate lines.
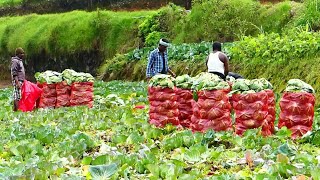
138, 4, 185, 45
145, 32, 166, 47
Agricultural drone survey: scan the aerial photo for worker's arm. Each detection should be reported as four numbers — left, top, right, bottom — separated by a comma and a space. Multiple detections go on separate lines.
206, 56, 209, 70
219, 53, 229, 76
168, 68, 176, 77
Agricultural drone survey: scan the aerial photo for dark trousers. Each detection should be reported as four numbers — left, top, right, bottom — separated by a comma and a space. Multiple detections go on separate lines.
209, 71, 226, 81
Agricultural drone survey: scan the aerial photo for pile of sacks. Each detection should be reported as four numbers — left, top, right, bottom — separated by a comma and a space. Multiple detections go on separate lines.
148, 73, 316, 139
35, 69, 94, 109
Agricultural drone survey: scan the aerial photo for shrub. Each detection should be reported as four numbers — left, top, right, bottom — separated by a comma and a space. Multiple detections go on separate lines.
145, 32, 167, 47
138, 4, 185, 45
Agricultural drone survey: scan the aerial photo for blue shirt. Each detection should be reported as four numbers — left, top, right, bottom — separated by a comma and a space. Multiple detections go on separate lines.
146, 48, 169, 78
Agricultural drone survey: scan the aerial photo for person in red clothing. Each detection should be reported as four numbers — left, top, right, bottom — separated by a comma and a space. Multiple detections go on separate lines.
11, 48, 26, 111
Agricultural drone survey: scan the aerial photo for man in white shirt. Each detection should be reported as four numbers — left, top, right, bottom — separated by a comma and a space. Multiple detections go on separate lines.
206, 42, 229, 80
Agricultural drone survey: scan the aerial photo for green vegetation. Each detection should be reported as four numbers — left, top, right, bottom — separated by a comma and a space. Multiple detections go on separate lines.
0, 0, 188, 15
294, 0, 320, 30
100, 30, 320, 104
0, 10, 156, 56
0, 10, 156, 78
229, 30, 320, 64
0, 0, 319, 100
229, 30, 320, 101
173, 0, 262, 42
2, 0, 320, 178
0, 0, 21, 7
1, 81, 320, 178
259, 1, 300, 33
0, 0, 318, 80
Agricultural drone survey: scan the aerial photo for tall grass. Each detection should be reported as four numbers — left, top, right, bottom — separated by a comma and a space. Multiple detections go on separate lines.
172, 0, 263, 42
294, 0, 320, 30
259, 1, 300, 33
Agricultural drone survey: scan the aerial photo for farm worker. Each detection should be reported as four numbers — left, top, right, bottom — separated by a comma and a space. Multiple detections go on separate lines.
146, 38, 176, 81
11, 47, 26, 111
206, 42, 229, 80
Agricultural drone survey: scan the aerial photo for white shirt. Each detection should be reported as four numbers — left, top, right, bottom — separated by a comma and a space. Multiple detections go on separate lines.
207, 52, 225, 75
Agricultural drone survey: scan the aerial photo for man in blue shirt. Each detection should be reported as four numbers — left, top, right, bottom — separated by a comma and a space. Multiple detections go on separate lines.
146, 39, 176, 80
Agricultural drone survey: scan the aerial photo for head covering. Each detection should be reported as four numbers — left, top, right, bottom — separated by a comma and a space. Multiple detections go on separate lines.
15, 47, 25, 56
159, 39, 170, 47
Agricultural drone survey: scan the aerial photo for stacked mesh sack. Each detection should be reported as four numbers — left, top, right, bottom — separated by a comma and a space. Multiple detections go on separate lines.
35, 69, 94, 109
231, 78, 274, 136
191, 73, 232, 132
174, 75, 195, 128
148, 75, 179, 127
35, 71, 61, 108
64, 69, 95, 108
279, 79, 315, 139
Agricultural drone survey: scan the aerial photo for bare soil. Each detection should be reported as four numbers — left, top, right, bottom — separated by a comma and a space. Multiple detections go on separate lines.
0, 80, 11, 89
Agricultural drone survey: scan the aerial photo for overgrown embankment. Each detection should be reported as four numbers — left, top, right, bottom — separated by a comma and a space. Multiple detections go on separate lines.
0, 10, 155, 80
99, 0, 320, 103
0, 0, 189, 16
100, 30, 320, 103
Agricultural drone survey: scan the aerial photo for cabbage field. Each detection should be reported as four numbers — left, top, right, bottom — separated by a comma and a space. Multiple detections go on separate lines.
1, 81, 320, 179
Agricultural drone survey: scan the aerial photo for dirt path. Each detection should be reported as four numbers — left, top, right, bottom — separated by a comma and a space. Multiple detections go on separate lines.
0, 80, 11, 89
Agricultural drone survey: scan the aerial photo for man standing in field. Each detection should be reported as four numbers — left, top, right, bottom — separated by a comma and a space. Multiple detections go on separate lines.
206, 42, 229, 80
11, 48, 26, 111
146, 38, 176, 80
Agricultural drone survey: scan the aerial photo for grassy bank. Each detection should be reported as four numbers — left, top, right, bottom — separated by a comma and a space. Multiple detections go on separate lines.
0, 10, 156, 79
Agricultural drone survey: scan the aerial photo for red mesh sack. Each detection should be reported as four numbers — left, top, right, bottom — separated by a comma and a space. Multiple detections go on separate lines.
148, 87, 177, 102
232, 91, 268, 135
56, 81, 71, 108
261, 89, 276, 136
19, 80, 43, 112
70, 82, 94, 108
191, 89, 232, 132
71, 82, 94, 92
38, 83, 57, 108
175, 88, 194, 128
279, 92, 315, 139
148, 87, 179, 127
